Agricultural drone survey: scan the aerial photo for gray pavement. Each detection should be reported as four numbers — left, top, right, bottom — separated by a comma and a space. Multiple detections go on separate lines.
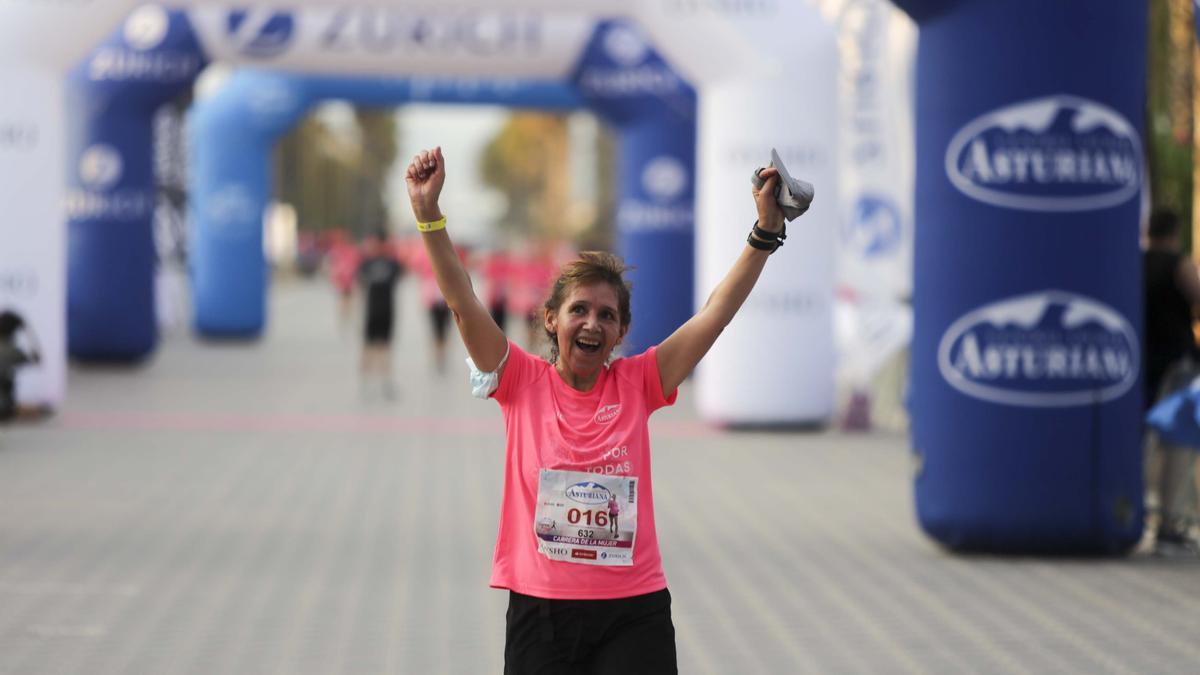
1, 278, 1198, 674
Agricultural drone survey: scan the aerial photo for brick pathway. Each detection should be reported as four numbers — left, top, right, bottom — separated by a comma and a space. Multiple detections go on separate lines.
1, 280, 1197, 674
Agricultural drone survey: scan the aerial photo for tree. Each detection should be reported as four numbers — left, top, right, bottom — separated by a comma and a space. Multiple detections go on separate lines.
273, 105, 401, 239
480, 113, 571, 240
1147, 0, 1194, 249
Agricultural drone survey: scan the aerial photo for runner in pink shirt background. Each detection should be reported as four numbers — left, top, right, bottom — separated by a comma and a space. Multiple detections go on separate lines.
405, 145, 791, 674
406, 238, 469, 375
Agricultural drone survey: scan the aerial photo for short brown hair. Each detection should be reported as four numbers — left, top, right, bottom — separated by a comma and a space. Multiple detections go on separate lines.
543, 251, 633, 356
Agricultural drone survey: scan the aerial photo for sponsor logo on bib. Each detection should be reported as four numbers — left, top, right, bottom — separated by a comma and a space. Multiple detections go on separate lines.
565, 481, 612, 506
945, 95, 1141, 212
938, 290, 1138, 407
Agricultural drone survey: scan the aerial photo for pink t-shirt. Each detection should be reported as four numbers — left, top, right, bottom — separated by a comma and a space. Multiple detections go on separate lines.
489, 340, 677, 599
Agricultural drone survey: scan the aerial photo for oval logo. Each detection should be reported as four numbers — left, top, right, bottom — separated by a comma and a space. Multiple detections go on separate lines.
594, 404, 621, 424
945, 95, 1142, 212
641, 156, 687, 201
124, 5, 169, 51
602, 25, 649, 67
938, 290, 1138, 407
79, 144, 123, 190
844, 194, 902, 257
565, 481, 612, 506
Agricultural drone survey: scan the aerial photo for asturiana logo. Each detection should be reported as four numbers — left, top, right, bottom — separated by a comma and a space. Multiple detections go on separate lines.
945, 95, 1141, 212
565, 481, 612, 506
594, 404, 621, 424
938, 290, 1138, 407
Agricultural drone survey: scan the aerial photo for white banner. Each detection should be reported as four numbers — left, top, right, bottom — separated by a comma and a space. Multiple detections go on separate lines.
0, 66, 65, 406
0, 0, 142, 409
187, 6, 596, 78
693, 2, 839, 425
831, 0, 916, 302
0, 0, 137, 69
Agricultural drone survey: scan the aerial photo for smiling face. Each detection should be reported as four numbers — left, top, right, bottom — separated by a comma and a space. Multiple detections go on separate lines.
545, 281, 629, 388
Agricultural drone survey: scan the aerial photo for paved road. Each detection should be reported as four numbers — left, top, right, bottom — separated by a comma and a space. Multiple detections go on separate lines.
1, 279, 1198, 674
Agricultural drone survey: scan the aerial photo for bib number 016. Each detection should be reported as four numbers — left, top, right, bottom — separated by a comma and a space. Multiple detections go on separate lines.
567, 508, 609, 528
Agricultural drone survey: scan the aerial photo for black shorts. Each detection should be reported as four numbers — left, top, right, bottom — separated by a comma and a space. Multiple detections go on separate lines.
430, 302, 451, 342
504, 588, 677, 675
364, 312, 393, 344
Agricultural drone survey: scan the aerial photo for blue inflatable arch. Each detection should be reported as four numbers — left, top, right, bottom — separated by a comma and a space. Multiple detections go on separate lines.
190, 35, 696, 356
70, 13, 697, 359
67, 8, 207, 360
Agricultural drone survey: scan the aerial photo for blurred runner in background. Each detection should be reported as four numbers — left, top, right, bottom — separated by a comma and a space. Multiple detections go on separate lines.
327, 228, 361, 336
409, 237, 470, 375
357, 229, 405, 400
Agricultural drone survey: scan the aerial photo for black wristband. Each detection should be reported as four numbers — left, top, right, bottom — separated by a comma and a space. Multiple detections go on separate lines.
747, 231, 779, 253
752, 221, 786, 243
747, 220, 784, 253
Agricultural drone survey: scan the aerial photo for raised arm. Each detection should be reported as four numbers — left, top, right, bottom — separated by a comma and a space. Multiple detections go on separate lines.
655, 168, 787, 397
406, 147, 508, 371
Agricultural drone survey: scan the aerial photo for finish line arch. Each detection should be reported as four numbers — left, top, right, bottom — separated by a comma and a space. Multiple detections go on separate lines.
3, 2, 840, 426
187, 19, 698, 360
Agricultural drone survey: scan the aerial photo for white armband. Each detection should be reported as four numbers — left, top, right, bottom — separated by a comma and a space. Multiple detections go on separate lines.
466, 342, 510, 399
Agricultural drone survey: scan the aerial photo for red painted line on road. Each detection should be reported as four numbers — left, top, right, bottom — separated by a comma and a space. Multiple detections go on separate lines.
56, 411, 718, 439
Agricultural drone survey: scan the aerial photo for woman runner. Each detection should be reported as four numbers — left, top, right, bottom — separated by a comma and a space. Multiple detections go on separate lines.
406, 145, 792, 674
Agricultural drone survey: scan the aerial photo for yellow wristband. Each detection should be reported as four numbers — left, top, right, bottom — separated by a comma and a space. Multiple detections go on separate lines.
417, 216, 446, 233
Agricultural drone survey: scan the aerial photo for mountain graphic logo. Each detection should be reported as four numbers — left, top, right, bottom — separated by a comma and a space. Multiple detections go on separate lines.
945, 95, 1141, 212
566, 482, 612, 506
938, 290, 1138, 407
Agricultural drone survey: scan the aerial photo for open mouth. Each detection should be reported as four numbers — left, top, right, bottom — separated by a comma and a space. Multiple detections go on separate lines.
575, 337, 602, 354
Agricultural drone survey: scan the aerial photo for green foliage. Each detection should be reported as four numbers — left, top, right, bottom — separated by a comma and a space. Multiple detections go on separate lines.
272, 106, 400, 239
479, 112, 618, 247
1147, 0, 1194, 250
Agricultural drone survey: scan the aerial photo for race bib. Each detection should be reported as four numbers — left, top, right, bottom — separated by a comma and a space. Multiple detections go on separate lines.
534, 469, 638, 566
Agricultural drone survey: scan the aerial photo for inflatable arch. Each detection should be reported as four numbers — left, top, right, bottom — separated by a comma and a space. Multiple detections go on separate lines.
67, 6, 208, 360
186, 20, 698, 355
5, 2, 841, 428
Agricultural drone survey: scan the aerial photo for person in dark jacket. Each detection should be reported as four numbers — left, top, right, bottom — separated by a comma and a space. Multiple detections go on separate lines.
1143, 209, 1200, 553
0, 310, 43, 423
